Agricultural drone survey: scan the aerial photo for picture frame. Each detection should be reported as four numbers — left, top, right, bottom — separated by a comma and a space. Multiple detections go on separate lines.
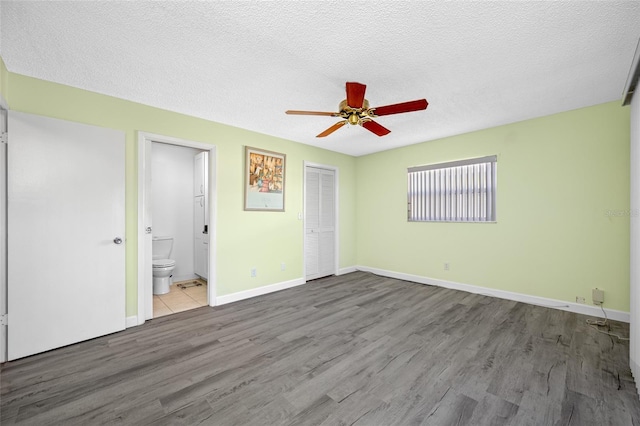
244, 146, 286, 211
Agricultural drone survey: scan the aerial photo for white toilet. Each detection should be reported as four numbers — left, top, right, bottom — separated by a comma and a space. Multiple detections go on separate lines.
152, 236, 176, 295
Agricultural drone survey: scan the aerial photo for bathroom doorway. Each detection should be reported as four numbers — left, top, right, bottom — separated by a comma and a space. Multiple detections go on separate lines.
137, 132, 217, 324
150, 143, 207, 317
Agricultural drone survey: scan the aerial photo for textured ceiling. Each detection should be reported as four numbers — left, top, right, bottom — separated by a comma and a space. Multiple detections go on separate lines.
1, 1, 640, 156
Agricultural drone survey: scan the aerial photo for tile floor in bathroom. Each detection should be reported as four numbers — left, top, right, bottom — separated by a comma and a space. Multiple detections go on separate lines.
153, 278, 208, 318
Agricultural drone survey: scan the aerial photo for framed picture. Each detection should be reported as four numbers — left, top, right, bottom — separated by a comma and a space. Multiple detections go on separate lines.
244, 146, 286, 211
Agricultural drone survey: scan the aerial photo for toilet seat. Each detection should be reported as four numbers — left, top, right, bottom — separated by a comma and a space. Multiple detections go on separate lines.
153, 259, 175, 268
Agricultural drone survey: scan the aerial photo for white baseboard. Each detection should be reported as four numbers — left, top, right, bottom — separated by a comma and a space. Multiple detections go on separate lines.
125, 315, 140, 328
216, 277, 306, 306
356, 265, 630, 323
173, 275, 199, 283
338, 266, 357, 275
632, 358, 640, 399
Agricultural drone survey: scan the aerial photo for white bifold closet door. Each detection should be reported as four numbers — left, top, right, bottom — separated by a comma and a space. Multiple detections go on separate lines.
305, 166, 336, 280
7, 111, 126, 360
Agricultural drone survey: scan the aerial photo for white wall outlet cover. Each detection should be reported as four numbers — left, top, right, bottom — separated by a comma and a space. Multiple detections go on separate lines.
592, 288, 604, 304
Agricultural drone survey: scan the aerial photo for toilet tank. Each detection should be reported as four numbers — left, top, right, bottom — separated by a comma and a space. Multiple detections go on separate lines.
152, 236, 173, 260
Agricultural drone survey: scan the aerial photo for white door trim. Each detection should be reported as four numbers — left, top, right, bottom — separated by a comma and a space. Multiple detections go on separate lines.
0, 103, 7, 363
303, 161, 339, 281
137, 132, 217, 325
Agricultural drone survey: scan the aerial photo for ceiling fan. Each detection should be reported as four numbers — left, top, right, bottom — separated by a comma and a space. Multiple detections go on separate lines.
286, 82, 428, 138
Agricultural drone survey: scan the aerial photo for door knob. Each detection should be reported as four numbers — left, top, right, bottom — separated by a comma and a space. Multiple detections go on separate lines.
145, 227, 152, 234
113, 237, 123, 245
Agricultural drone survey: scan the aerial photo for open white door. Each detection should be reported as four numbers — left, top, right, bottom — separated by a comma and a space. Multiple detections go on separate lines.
7, 111, 126, 360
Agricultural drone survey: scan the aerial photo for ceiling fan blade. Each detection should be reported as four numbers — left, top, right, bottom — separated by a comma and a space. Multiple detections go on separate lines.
346, 82, 367, 108
371, 99, 428, 116
317, 120, 347, 137
286, 110, 340, 116
361, 120, 391, 137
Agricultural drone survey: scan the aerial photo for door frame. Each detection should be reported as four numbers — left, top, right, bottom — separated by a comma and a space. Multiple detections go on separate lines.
137, 132, 217, 324
0, 96, 8, 363
303, 161, 339, 281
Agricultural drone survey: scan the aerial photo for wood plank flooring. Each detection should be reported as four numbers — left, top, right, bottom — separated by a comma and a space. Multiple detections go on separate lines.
1, 272, 639, 425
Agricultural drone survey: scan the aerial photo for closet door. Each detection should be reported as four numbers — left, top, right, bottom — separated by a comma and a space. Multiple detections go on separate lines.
305, 166, 336, 280
194, 153, 206, 196
194, 196, 207, 278
193, 152, 208, 280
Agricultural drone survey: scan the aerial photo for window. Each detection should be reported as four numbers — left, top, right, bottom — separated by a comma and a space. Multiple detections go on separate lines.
407, 155, 497, 222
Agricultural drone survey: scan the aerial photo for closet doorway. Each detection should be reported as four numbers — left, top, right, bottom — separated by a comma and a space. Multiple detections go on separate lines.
137, 132, 217, 324
304, 163, 338, 280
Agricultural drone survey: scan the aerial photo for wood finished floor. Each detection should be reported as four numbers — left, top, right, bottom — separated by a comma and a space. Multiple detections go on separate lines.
1, 272, 639, 425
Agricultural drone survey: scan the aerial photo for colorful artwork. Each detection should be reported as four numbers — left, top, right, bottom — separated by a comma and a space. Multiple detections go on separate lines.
244, 146, 286, 211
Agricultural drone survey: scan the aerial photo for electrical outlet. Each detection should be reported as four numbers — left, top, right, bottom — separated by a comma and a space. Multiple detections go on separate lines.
592, 288, 604, 305
444, 262, 450, 271
576, 296, 586, 304
251, 268, 256, 277
281, 262, 286, 271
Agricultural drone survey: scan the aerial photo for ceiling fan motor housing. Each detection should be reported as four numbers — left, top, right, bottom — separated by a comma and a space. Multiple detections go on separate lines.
339, 99, 372, 126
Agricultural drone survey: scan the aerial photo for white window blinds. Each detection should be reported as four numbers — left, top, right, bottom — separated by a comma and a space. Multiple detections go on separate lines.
407, 155, 497, 222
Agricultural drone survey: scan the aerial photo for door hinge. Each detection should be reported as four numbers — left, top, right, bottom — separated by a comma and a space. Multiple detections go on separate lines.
0, 132, 7, 144
0, 314, 7, 326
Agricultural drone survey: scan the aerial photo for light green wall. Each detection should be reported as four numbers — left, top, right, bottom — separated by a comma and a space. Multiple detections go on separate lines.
356, 101, 630, 311
4, 65, 631, 313
6, 72, 357, 316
